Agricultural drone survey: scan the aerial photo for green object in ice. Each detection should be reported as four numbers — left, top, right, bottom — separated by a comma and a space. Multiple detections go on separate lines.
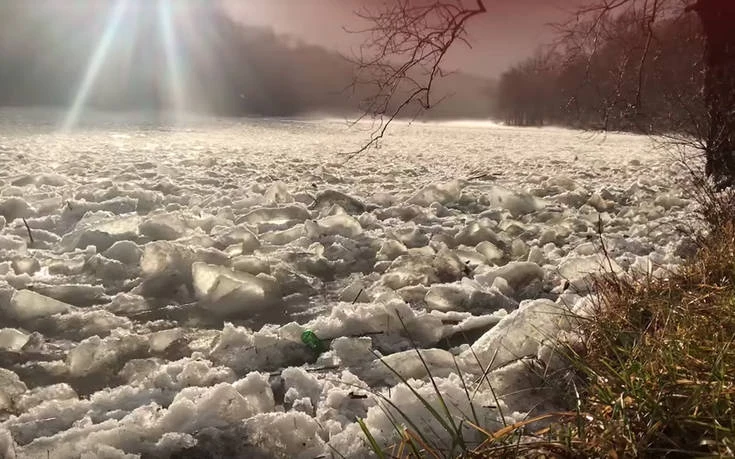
301, 330, 326, 354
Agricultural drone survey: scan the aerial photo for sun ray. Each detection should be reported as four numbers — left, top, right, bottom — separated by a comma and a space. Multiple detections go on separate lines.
63, 0, 130, 130
158, 0, 186, 119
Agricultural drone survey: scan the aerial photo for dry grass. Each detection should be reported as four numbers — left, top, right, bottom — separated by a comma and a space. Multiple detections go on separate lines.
547, 223, 735, 458
361, 224, 735, 457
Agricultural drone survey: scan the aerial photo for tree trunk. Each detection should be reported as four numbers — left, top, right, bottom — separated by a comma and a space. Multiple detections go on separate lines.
693, 0, 735, 188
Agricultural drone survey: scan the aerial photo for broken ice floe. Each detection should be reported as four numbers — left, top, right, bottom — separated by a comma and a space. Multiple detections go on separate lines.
0, 118, 696, 457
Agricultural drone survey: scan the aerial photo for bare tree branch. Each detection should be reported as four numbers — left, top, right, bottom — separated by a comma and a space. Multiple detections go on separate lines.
345, 0, 486, 160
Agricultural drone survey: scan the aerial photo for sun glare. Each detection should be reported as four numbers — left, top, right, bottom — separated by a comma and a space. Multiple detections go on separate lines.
158, 0, 186, 118
63, 0, 129, 130
63, 0, 197, 130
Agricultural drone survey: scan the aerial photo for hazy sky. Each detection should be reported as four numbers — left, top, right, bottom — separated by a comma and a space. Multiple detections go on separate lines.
224, 0, 586, 78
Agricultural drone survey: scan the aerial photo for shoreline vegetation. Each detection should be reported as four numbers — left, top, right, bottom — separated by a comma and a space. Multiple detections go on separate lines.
361, 182, 735, 458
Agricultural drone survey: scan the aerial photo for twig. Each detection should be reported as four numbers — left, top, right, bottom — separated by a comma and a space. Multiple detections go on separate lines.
345, 0, 487, 158
22, 218, 34, 246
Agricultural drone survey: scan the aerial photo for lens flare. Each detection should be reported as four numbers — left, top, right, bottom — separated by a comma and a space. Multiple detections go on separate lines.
158, 0, 186, 118
63, 0, 129, 130
62, 0, 232, 127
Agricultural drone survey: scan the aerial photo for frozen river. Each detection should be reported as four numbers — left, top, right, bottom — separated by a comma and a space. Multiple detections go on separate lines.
0, 111, 694, 457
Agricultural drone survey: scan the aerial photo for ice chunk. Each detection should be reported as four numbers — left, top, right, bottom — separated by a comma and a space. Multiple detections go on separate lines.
538, 229, 557, 245
66, 332, 148, 377
12, 173, 66, 187
11, 257, 40, 275
380, 254, 438, 290
366, 348, 455, 384
654, 193, 689, 210
425, 283, 469, 311
0, 283, 14, 311
139, 241, 227, 298
511, 239, 529, 260
476, 359, 550, 414
192, 262, 281, 317
544, 175, 577, 191
456, 221, 500, 246
15, 383, 78, 413
208, 324, 312, 372
308, 299, 443, 347
407, 180, 465, 206
331, 337, 374, 366
5, 273, 33, 290
147, 328, 186, 353
30, 284, 107, 307
270, 264, 320, 296
60, 214, 141, 252
461, 299, 573, 371
229, 256, 269, 275
128, 189, 164, 213
281, 367, 322, 410
11, 227, 59, 249
280, 247, 334, 279
311, 189, 369, 214
232, 372, 276, 413
374, 204, 423, 222
554, 190, 590, 208
338, 278, 371, 303
6, 290, 71, 321
387, 224, 429, 248
432, 248, 469, 282
264, 181, 294, 205
527, 246, 546, 265
586, 193, 615, 212
0, 235, 27, 254
349, 374, 504, 454
87, 254, 132, 283
558, 254, 623, 292
305, 214, 363, 238
120, 357, 235, 390
260, 224, 306, 245
379, 248, 463, 291
0, 368, 27, 412
34, 196, 63, 215
424, 280, 515, 313
454, 246, 487, 268
237, 205, 310, 226
0, 328, 30, 351
376, 239, 408, 261
483, 185, 546, 217
48, 309, 133, 339
103, 241, 142, 265
159, 382, 271, 434
243, 411, 325, 459
0, 197, 34, 222
139, 213, 189, 241
475, 262, 544, 292
212, 226, 260, 253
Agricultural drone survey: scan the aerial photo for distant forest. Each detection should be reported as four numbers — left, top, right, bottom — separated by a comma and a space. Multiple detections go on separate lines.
0, 0, 494, 119
493, 12, 705, 134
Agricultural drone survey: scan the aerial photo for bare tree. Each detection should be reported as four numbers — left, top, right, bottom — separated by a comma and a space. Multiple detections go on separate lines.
556, 0, 735, 187
346, 0, 486, 157
689, 0, 735, 187
351, 0, 735, 189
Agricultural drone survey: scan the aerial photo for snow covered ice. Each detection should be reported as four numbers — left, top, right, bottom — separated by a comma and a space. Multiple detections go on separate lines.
0, 111, 696, 457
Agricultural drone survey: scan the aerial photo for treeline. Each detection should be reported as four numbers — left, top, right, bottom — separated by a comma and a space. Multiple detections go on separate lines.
493, 12, 706, 134
0, 0, 494, 119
